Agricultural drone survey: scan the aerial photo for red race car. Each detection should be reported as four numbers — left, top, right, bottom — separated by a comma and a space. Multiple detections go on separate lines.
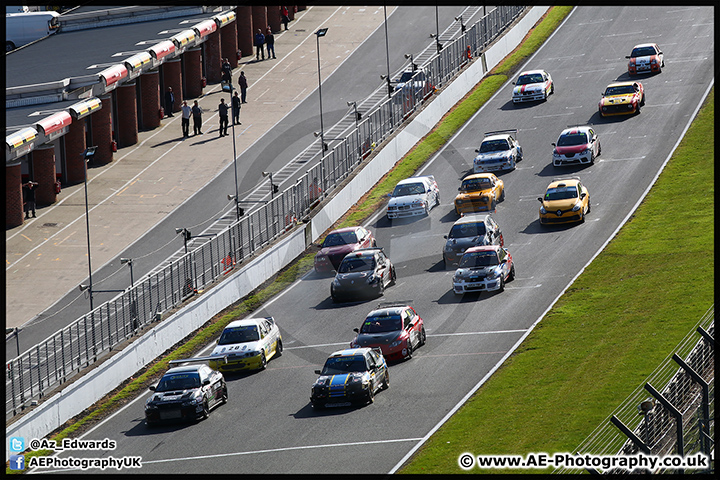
314, 226, 376, 273
626, 43, 664, 75
350, 304, 426, 361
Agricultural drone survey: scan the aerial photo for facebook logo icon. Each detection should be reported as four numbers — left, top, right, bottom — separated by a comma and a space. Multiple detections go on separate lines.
10, 455, 25, 471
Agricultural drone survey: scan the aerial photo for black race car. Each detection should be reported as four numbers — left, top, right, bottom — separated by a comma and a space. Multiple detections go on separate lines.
330, 248, 396, 302
145, 363, 227, 426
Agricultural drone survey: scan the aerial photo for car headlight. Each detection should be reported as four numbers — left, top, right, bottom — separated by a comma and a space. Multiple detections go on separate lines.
316, 255, 326, 262
444, 245, 454, 253
552, 150, 560, 158
651, 59, 657, 65
582, 148, 590, 155
572, 202, 581, 212
540, 205, 547, 214
332, 278, 340, 286
487, 269, 502, 280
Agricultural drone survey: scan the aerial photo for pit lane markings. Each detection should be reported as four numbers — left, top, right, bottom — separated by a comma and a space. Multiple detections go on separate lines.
532, 112, 574, 119
140, 437, 426, 466
600, 31, 642, 38
598, 156, 646, 163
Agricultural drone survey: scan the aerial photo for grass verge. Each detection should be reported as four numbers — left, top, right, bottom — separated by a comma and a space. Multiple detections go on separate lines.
398, 89, 714, 473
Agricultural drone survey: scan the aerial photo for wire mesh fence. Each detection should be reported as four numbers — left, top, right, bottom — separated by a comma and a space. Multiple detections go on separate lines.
6, 6, 527, 421
554, 305, 714, 474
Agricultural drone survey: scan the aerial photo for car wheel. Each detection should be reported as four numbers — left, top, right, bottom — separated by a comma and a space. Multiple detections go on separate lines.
498, 276, 505, 293
378, 278, 385, 297
201, 397, 210, 420
424, 202, 430, 216
443, 257, 449, 270
597, 142, 601, 157
390, 266, 397, 285
330, 286, 337, 303
381, 368, 390, 390
275, 339, 283, 357
405, 339, 413, 360
259, 351, 267, 370
221, 384, 228, 404
365, 384, 375, 405
640, 93, 646, 107
419, 326, 427, 346
500, 189, 505, 202
635, 102, 642, 114
508, 263, 516, 282
550, 83, 555, 94
590, 151, 595, 165
435, 192, 440, 207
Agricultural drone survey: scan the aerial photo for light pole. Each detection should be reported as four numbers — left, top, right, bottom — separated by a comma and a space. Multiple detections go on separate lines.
455, 15, 466, 34
383, 5, 392, 99
82, 146, 97, 310
120, 258, 134, 287
229, 84, 241, 221
433, 5, 442, 53
262, 171, 278, 199
315, 27, 328, 156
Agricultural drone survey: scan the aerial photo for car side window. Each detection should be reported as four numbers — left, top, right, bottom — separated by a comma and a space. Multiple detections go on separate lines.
402, 311, 412, 329
365, 353, 375, 369
199, 368, 209, 385
259, 323, 268, 338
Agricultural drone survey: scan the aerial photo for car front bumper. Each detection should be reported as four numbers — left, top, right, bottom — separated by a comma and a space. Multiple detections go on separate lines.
145, 403, 202, 424
210, 354, 263, 372
539, 212, 582, 224
387, 205, 426, 218
453, 278, 502, 294
513, 92, 545, 102
553, 153, 593, 166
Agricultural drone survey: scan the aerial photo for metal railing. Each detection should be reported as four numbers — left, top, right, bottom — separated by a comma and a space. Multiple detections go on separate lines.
554, 306, 714, 474
6, 6, 527, 421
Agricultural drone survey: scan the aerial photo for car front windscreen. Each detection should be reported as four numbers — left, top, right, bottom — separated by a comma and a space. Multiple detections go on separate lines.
156, 373, 201, 391
479, 140, 510, 153
321, 356, 367, 375
604, 85, 635, 96
631, 46, 656, 57
557, 133, 588, 147
449, 222, 486, 239
392, 183, 425, 197
544, 186, 579, 200
218, 325, 260, 345
338, 257, 375, 273
516, 73, 544, 85
461, 178, 492, 191
360, 315, 402, 333
323, 231, 357, 247
459, 251, 499, 268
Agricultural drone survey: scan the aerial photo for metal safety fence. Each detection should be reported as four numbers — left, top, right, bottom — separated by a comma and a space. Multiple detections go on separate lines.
6, 6, 527, 420
554, 305, 715, 474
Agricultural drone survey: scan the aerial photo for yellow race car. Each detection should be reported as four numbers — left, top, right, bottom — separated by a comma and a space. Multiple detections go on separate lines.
538, 178, 590, 225
454, 173, 505, 215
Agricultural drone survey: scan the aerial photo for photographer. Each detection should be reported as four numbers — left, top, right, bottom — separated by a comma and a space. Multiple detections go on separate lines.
22, 181, 38, 219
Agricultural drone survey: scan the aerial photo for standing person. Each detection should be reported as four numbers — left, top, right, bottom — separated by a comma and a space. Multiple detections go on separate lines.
164, 86, 175, 117
265, 27, 276, 59
254, 28, 265, 60
221, 57, 232, 77
180, 101, 192, 137
238, 71, 248, 103
218, 98, 229, 137
191, 100, 203, 135
281, 6, 290, 30
231, 91, 241, 125
22, 181, 38, 219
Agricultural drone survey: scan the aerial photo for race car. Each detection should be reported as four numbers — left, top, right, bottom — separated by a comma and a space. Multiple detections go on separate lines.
386, 175, 440, 219
330, 247, 396, 302
350, 303, 426, 361
310, 347, 389, 408
626, 43, 664, 75
208, 317, 282, 372
551, 126, 601, 167
314, 226, 376, 274
538, 177, 590, 225
452, 245, 515, 295
598, 81, 645, 117
473, 130, 523, 173
145, 363, 227, 426
442, 213, 504, 269
454, 173, 505, 215
512, 69, 554, 103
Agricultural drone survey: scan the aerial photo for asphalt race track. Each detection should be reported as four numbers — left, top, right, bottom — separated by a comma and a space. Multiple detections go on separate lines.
31, 6, 714, 475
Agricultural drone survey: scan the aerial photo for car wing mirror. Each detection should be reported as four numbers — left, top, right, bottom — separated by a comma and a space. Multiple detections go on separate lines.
314, 370, 322, 375
353, 328, 359, 333
551, 143, 556, 147
538, 197, 543, 202
149, 385, 156, 391
474, 149, 480, 153
580, 192, 587, 199
625, 55, 631, 59
658, 51, 663, 55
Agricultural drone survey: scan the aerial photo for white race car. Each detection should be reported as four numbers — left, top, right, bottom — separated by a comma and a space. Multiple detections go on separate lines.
473, 130, 523, 173
208, 317, 283, 372
386, 175, 440, 219
512, 69, 554, 103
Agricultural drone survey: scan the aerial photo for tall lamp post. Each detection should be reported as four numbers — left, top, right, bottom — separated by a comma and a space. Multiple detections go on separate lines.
383, 5, 392, 99
229, 84, 241, 221
315, 27, 328, 156
82, 146, 97, 310
433, 5, 442, 53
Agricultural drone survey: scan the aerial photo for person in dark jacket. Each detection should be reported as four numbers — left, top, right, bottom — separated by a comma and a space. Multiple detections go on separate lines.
265, 27, 276, 59
22, 181, 38, 219
281, 6, 290, 30
238, 71, 248, 103
164, 87, 175, 117
254, 29, 265, 60
231, 91, 241, 125
218, 98, 229, 137
192, 100, 203, 135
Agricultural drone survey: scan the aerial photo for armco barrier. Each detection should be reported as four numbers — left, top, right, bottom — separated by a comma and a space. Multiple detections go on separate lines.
6, 7, 550, 456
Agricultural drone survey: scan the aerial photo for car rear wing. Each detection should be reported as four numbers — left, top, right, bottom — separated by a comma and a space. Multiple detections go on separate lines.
375, 301, 414, 309
406, 174, 436, 185
169, 354, 228, 365
483, 129, 518, 138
